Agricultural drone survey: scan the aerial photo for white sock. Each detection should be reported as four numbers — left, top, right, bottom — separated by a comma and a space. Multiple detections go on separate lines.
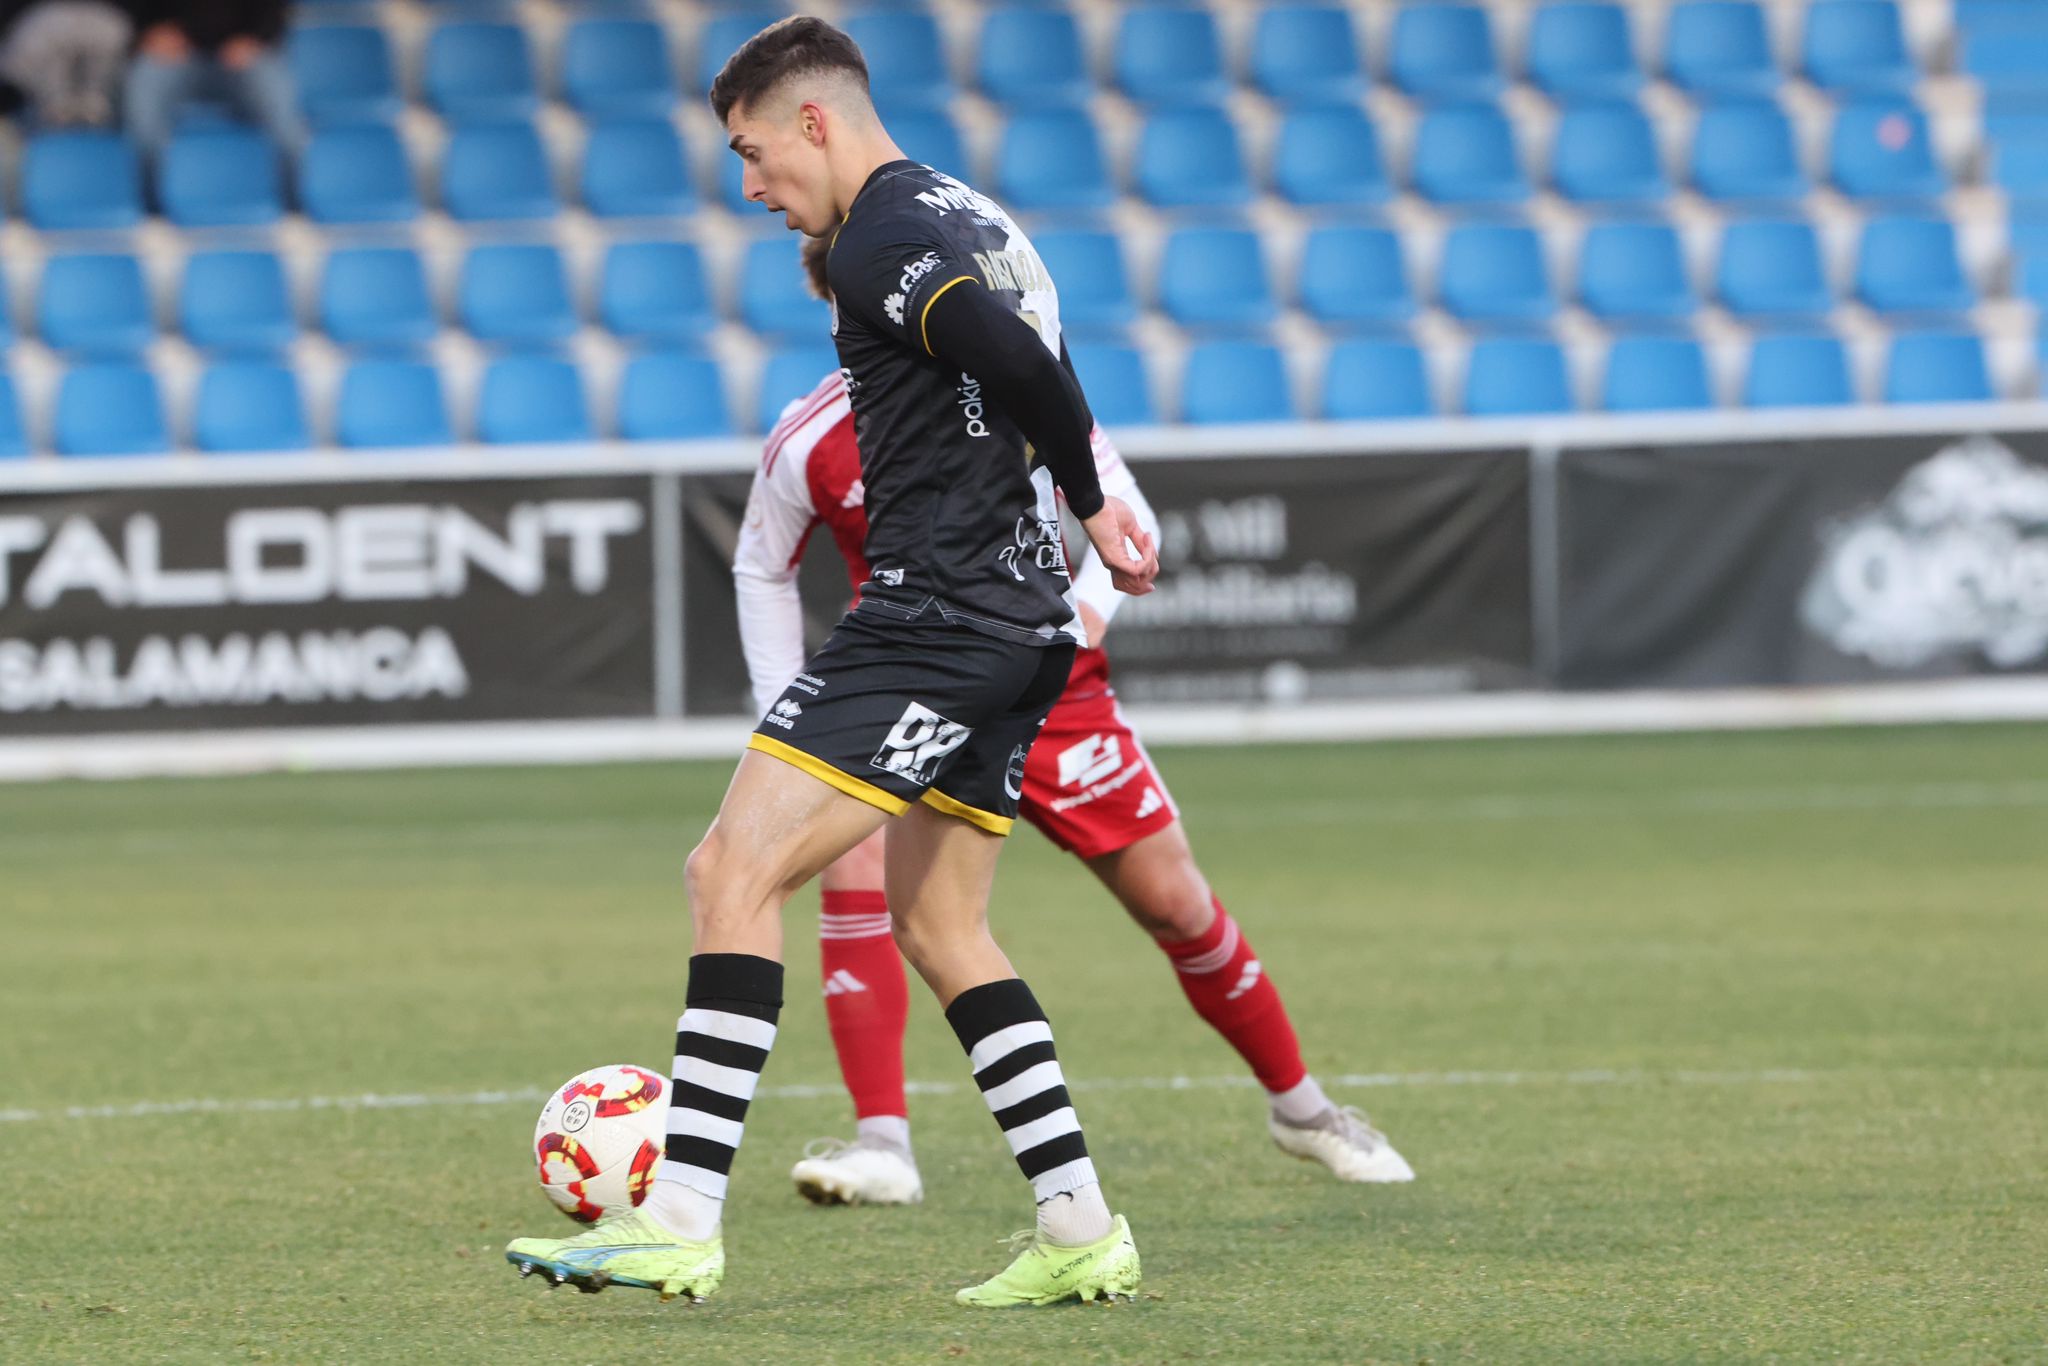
1269, 1075, 1332, 1126
1036, 1183, 1114, 1246
642, 1179, 724, 1242
856, 1115, 912, 1153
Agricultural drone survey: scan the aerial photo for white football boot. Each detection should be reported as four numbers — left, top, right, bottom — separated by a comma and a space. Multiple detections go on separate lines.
789, 1136, 924, 1206
1269, 1105, 1417, 1183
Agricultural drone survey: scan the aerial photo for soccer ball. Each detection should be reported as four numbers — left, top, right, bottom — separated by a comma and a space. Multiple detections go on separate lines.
533, 1064, 667, 1223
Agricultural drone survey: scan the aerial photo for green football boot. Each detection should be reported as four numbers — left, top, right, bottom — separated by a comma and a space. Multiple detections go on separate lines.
504, 1209, 724, 1302
955, 1214, 1141, 1307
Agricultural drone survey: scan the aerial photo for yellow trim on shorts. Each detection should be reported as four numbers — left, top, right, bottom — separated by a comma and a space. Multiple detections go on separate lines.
747, 734, 911, 817
919, 275, 976, 355
920, 786, 1015, 836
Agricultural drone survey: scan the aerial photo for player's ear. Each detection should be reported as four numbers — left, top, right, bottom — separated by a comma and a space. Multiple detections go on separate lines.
799, 100, 827, 147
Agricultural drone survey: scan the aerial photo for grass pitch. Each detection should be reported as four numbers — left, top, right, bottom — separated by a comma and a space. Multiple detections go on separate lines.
2, 724, 2045, 1363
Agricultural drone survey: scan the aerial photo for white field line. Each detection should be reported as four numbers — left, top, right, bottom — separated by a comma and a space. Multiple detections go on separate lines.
0, 1068, 1818, 1126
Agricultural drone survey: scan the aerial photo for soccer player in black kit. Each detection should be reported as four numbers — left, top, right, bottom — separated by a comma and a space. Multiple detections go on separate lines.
504, 17, 1159, 1307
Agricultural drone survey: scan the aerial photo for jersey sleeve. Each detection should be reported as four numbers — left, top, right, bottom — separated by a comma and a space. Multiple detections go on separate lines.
828, 216, 978, 356
733, 451, 822, 719
1067, 425, 1162, 630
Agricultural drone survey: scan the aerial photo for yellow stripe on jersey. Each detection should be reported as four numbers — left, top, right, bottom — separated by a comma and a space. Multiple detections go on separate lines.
919, 275, 977, 356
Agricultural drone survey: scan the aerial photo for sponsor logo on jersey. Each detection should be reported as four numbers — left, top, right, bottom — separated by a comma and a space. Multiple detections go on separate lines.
872, 701, 971, 785
883, 293, 906, 326
970, 248, 1052, 295
1057, 733, 1123, 789
1004, 744, 1029, 801
763, 697, 802, 729
998, 512, 1067, 582
899, 251, 944, 291
956, 373, 990, 438
875, 567, 905, 586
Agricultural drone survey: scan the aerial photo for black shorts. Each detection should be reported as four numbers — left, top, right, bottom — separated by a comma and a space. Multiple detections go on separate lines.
749, 596, 1077, 835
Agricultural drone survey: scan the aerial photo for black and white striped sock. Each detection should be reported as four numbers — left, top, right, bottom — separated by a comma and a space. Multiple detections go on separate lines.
946, 977, 1113, 1246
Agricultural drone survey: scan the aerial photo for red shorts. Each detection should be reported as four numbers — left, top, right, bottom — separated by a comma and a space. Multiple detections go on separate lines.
1017, 649, 1179, 859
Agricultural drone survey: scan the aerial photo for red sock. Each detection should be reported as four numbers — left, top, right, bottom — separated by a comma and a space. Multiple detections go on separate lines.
819, 890, 910, 1120
1158, 901, 1308, 1093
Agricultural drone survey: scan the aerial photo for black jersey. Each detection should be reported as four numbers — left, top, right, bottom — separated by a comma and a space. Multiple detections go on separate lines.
825, 160, 1078, 647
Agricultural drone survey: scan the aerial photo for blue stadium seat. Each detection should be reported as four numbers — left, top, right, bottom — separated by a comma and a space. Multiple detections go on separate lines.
757, 345, 840, 434
1665, 1, 1779, 98
618, 351, 732, 440
1464, 337, 1572, 415
478, 355, 592, 444
1955, 0, 2048, 34
1411, 102, 1527, 208
1159, 228, 1276, 331
1114, 5, 1228, 106
459, 244, 577, 347
1032, 230, 1136, 336
696, 12, 762, 95
1743, 333, 1854, 406
288, 24, 400, 125
195, 362, 311, 453
1182, 341, 1293, 425
1526, 2, 1641, 101
56, 364, 168, 456
845, 11, 951, 110
582, 118, 693, 218
1691, 99, 1807, 203
1299, 225, 1414, 330
1994, 141, 2048, 206
300, 124, 418, 223
1250, 5, 1365, 104
886, 107, 968, 183
22, 131, 142, 230
424, 22, 538, 123
1856, 215, 1974, 315
1984, 108, 2048, 149
1135, 106, 1252, 210
1717, 219, 1833, 321
1438, 223, 1554, 326
601, 241, 715, 345
1322, 338, 1432, 420
1803, 0, 1915, 94
0, 376, 26, 458
1550, 102, 1667, 207
1960, 30, 2048, 95
39, 254, 151, 357
1601, 335, 1712, 411
2010, 223, 2048, 305
1577, 221, 1697, 326
160, 126, 283, 227
1829, 102, 1945, 202
1884, 330, 1992, 402
1390, 2, 1501, 101
321, 248, 436, 350
561, 19, 676, 119
1272, 104, 1391, 209
181, 251, 294, 354
1069, 343, 1155, 426
741, 237, 833, 340
337, 359, 452, 447
997, 108, 1114, 213
979, 6, 1090, 107
441, 121, 557, 221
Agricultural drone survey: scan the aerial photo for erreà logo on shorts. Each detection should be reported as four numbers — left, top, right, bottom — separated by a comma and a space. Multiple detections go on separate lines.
763, 697, 803, 730
872, 701, 971, 785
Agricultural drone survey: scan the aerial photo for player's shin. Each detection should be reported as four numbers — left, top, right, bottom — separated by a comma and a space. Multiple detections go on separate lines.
820, 889, 912, 1145
1159, 897, 1324, 1109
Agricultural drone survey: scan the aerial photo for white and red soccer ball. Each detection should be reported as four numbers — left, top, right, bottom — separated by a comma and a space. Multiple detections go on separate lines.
533, 1064, 666, 1223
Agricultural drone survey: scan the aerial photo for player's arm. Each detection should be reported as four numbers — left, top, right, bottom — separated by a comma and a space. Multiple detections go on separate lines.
1067, 425, 1162, 646
732, 462, 820, 719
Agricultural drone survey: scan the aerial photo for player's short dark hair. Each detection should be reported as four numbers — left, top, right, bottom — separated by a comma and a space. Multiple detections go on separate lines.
710, 16, 870, 124
801, 234, 833, 301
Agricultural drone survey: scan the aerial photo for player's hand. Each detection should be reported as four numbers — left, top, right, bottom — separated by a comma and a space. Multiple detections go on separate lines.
1081, 496, 1158, 597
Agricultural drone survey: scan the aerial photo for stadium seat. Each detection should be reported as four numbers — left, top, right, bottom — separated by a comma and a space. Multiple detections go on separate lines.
459, 244, 578, 347
1829, 101, 1944, 202
55, 364, 169, 456
1322, 338, 1433, 420
1576, 221, 1697, 326
845, 11, 951, 111
1550, 102, 1668, 207
1464, 337, 1573, 415
2010, 224, 2048, 305
289, 24, 401, 125
181, 251, 295, 355
160, 126, 283, 227
1884, 331, 1992, 402
1803, 0, 1915, 94
581, 118, 694, 218
886, 107, 968, 183
1299, 225, 1415, 330
1181, 341, 1293, 425
39, 254, 152, 357
1993, 141, 2048, 207
299, 123, 417, 224
1411, 102, 1528, 208
1135, 106, 1253, 211
1665, 1, 1779, 97
1390, 3, 1501, 101
757, 345, 840, 434
1691, 99, 1808, 203
997, 109, 1116, 213
1032, 230, 1136, 336
1068, 344, 1154, 427
618, 351, 731, 441
194, 362, 311, 453
1250, 4, 1365, 104
1272, 104, 1391, 209
1159, 228, 1277, 331
695, 11, 763, 96
441, 121, 557, 222
478, 355, 592, 444
321, 248, 437, 351
1114, 5, 1228, 106
561, 19, 676, 119
741, 238, 832, 340
22, 131, 143, 230
1960, 30, 2048, 96
1526, 2, 1642, 101
337, 359, 452, 447
1438, 223, 1554, 326
600, 242, 715, 345
0, 376, 26, 458
423, 22, 538, 123
1743, 332, 1854, 406
978, 6, 1090, 107
1601, 335, 1713, 411
1857, 216, 1974, 316
1717, 219, 1833, 321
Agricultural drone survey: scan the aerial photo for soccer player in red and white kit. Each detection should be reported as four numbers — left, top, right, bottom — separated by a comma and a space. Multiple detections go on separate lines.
730, 237, 1415, 1206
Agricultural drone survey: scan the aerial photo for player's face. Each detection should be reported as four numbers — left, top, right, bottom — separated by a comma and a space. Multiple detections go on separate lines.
727, 102, 833, 236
